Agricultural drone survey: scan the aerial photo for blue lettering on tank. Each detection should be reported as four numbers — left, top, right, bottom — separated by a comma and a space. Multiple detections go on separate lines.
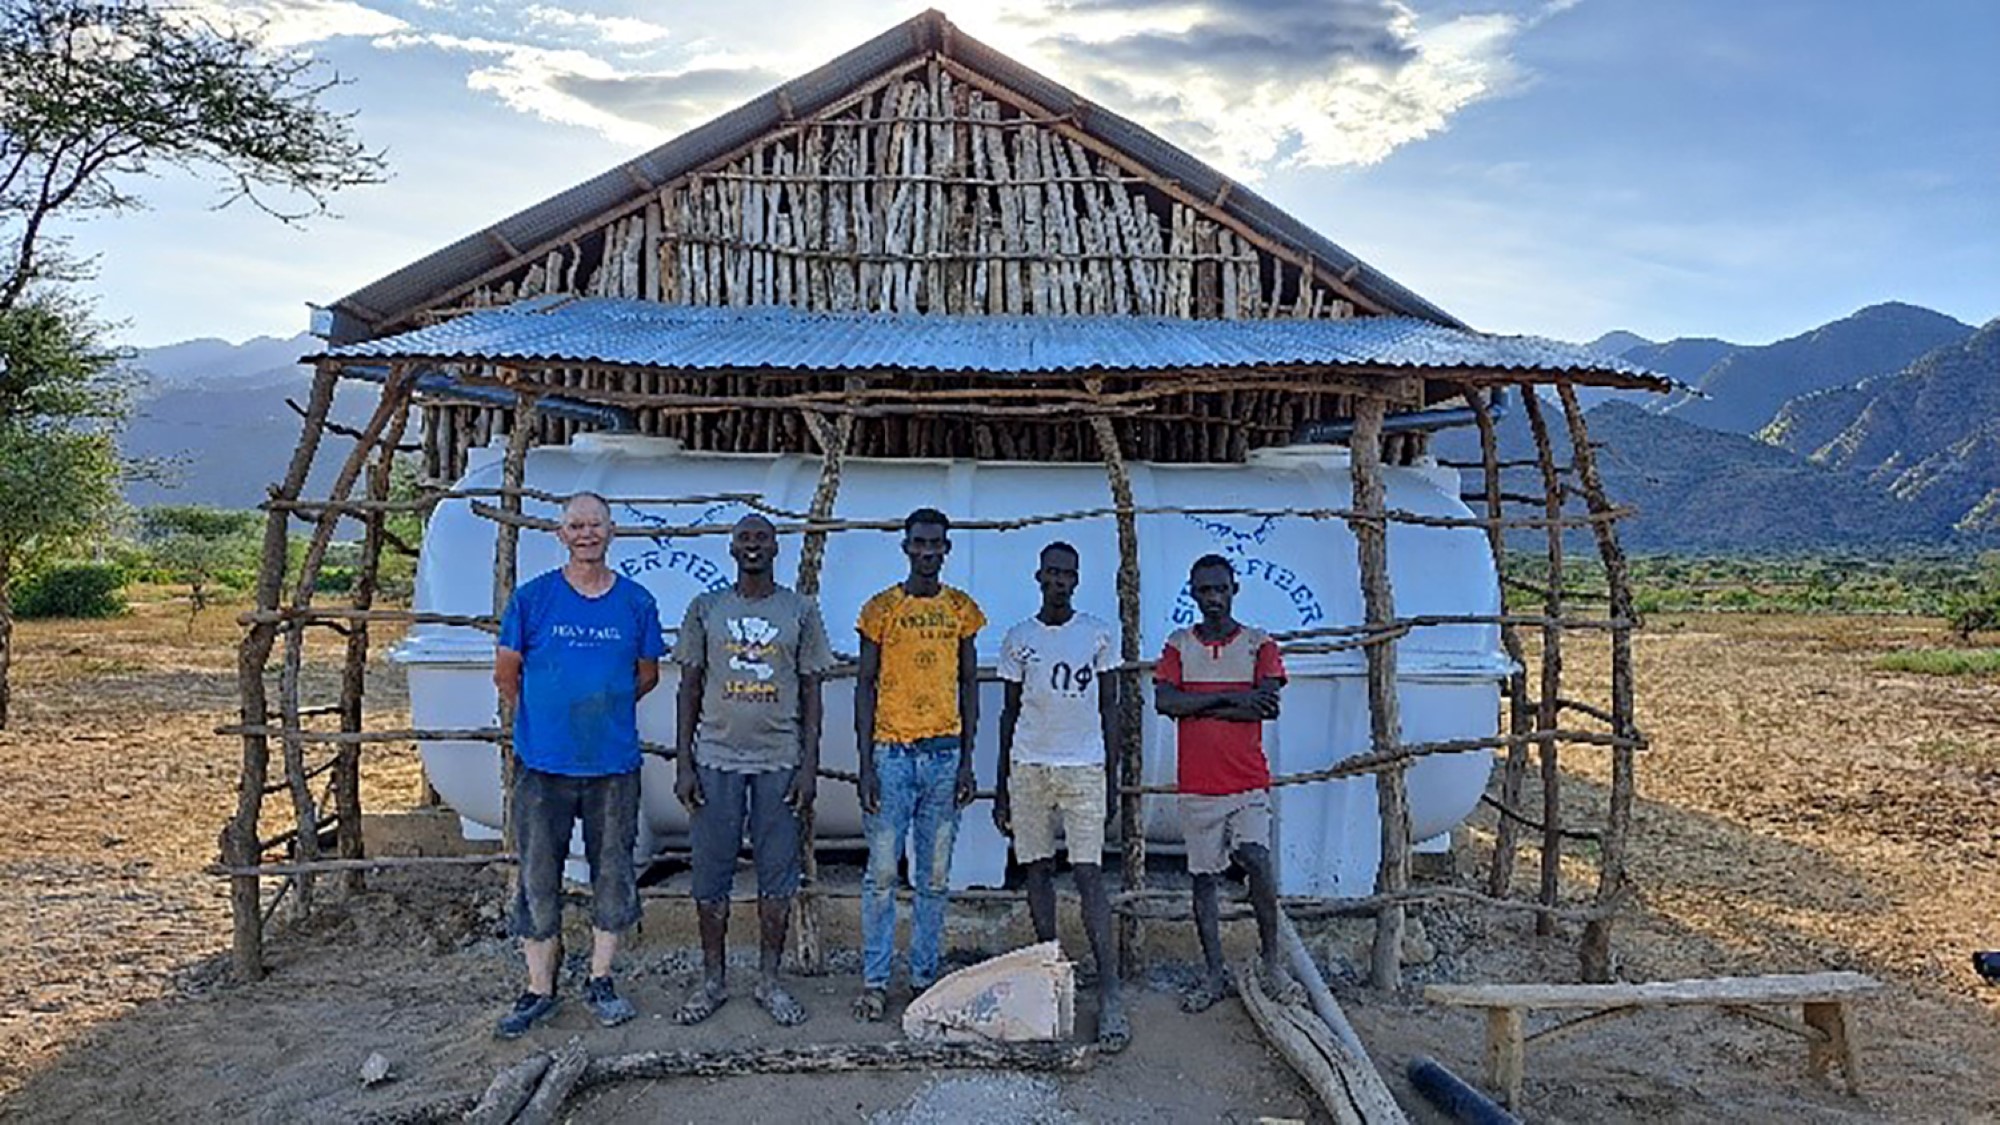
1178, 514, 1326, 628
610, 501, 735, 593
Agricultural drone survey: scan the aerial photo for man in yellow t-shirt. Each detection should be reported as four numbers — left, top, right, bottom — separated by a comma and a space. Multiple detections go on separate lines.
851, 507, 985, 1022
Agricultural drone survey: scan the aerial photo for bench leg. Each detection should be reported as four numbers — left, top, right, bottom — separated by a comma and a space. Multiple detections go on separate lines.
1803, 1000, 1860, 1095
1484, 1007, 1525, 1109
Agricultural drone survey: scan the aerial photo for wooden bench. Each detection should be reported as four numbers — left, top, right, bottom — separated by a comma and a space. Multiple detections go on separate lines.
1424, 972, 1883, 1109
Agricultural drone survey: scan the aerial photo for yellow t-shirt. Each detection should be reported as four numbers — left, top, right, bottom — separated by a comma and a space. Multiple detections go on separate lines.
857, 585, 986, 743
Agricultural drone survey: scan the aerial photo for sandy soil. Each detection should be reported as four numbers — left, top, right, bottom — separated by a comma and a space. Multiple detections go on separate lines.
0, 600, 1997, 1122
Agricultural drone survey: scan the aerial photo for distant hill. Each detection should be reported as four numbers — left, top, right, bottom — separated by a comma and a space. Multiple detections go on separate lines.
1623, 336, 1741, 385
1432, 395, 1936, 552
1763, 320, 2000, 533
1657, 302, 1972, 434
1585, 330, 1651, 356
1577, 401, 1936, 551
127, 333, 316, 389
119, 334, 376, 508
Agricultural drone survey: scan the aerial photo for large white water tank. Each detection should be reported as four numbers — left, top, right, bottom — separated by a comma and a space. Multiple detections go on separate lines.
391, 433, 1510, 896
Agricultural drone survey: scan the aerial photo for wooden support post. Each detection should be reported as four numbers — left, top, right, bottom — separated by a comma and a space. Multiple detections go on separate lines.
1088, 390, 1146, 977
790, 394, 856, 975
336, 381, 414, 893
227, 363, 340, 979
1803, 1000, 1861, 1093
1557, 383, 1638, 982
1520, 389, 1566, 936
1347, 397, 1409, 991
495, 394, 540, 854
1484, 1007, 1526, 1109
278, 365, 416, 922
1472, 388, 1536, 899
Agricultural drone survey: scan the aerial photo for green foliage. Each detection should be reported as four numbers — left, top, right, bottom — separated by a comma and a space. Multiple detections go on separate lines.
138, 504, 261, 613
1875, 649, 2000, 677
0, 296, 124, 426
314, 564, 355, 594
12, 560, 124, 618
1506, 551, 1989, 617
0, 299, 125, 594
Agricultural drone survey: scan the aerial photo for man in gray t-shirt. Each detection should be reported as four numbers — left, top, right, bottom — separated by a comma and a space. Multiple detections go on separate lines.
672, 514, 835, 1027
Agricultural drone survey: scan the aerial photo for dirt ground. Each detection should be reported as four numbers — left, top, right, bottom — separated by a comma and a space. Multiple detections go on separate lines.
1, 599, 1998, 1122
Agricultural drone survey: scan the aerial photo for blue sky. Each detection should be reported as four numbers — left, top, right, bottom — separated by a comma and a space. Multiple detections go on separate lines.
69, 0, 2000, 349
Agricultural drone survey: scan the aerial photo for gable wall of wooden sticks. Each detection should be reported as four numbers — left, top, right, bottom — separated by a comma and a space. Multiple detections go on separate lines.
412, 53, 1412, 480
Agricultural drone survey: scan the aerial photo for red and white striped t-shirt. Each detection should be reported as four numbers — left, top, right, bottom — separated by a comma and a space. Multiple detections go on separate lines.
1154, 624, 1286, 796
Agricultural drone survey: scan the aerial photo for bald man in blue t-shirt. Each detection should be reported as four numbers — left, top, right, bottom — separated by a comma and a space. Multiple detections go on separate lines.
493, 491, 665, 1039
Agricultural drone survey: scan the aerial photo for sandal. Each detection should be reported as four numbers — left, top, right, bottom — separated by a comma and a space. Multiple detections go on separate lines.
851, 986, 887, 1023
672, 981, 729, 1025
756, 980, 809, 1027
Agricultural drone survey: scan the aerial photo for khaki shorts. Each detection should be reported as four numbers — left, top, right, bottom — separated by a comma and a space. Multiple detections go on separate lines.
1008, 762, 1106, 865
1179, 790, 1271, 875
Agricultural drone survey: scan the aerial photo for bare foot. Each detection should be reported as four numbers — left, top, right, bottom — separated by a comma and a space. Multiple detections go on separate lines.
1260, 962, 1305, 1005
851, 986, 887, 1023
1180, 971, 1233, 1013
756, 979, 809, 1027
672, 979, 728, 1025
1097, 993, 1131, 1051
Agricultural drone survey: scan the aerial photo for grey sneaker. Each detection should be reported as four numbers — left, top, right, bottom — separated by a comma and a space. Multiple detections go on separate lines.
583, 975, 636, 1027
495, 991, 559, 1039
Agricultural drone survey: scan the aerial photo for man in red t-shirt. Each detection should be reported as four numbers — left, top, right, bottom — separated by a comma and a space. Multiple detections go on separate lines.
1155, 554, 1296, 1011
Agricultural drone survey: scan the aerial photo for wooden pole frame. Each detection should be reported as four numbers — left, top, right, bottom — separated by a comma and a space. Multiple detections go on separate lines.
225, 363, 340, 979
494, 392, 541, 854
1558, 383, 1639, 981
789, 386, 858, 974
1519, 388, 1567, 938
1346, 396, 1410, 990
1472, 387, 1536, 900
1086, 381, 1147, 979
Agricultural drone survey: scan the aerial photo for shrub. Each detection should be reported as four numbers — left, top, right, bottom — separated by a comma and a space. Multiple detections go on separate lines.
1876, 649, 2000, 677
12, 562, 126, 619
314, 565, 355, 594
1947, 593, 2000, 641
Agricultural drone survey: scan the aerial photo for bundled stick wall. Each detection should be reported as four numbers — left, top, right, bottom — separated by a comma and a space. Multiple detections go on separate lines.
412, 58, 1376, 481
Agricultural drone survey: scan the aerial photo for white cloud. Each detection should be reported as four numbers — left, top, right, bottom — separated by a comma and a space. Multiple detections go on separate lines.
179, 0, 408, 50
521, 5, 673, 47
373, 30, 775, 146
996, 0, 1568, 178
373, 31, 659, 145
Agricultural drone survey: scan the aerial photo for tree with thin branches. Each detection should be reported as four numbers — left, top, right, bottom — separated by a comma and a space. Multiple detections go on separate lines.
0, 0, 387, 727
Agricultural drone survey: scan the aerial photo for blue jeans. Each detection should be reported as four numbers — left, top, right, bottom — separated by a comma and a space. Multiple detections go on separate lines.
862, 736, 962, 990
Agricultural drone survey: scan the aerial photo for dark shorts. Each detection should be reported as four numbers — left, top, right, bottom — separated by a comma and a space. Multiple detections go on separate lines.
509, 766, 642, 941
688, 764, 802, 904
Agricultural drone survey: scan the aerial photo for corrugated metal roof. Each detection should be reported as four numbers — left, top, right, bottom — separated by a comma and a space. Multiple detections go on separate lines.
310, 297, 1669, 386
324, 11, 1466, 343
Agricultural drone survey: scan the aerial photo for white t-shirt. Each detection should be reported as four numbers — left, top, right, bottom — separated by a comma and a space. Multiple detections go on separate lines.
998, 612, 1119, 767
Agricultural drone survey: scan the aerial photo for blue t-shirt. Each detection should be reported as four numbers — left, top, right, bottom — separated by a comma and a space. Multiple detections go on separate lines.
498, 570, 667, 777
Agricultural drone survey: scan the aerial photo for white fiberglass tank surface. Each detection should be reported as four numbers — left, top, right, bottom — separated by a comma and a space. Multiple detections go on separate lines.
392, 433, 1510, 897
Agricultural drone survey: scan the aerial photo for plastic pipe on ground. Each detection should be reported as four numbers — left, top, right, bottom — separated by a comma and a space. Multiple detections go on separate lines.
1407, 1055, 1520, 1125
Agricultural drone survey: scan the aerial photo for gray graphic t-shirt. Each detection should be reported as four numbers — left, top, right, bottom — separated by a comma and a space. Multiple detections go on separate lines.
673, 586, 836, 772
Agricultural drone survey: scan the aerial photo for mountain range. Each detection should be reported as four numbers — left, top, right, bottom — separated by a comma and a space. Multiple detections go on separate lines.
1428, 301, 1992, 552
117, 303, 1998, 553
118, 333, 375, 508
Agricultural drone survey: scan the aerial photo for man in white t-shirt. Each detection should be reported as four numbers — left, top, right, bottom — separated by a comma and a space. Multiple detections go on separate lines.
992, 541, 1127, 1050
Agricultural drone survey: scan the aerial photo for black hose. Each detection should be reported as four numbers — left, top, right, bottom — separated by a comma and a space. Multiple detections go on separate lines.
1407, 1055, 1521, 1125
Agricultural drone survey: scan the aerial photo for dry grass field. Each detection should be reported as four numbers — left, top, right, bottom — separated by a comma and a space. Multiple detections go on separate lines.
0, 596, 1997, 1121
